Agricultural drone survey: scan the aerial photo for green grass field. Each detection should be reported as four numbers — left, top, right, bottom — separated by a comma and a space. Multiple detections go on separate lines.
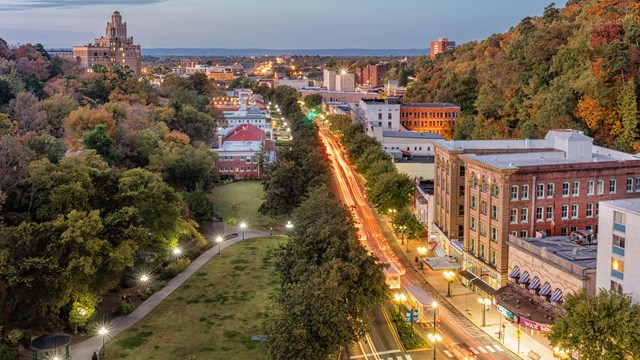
210, 181, 283, 231
109, 236, 286, 360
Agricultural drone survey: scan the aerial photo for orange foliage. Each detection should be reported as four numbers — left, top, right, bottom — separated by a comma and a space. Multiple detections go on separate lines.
63, 107, 116, 149
162, 130, 190, 150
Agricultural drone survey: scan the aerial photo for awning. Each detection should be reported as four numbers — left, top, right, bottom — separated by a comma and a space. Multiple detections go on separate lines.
539, 283, 552, 296
424, 256, 461, 270
459, 270, 477, 281
509, 266, 520, 278
435, 246, 447, 257
400, 150, 412, 157
528, 277, 541, 291
550, 289, 563, 303
471, 278, 497, 295
518, 271, 530, 284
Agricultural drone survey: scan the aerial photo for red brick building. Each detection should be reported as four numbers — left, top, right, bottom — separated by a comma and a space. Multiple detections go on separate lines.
215, 124, 276, 180
400, 103, 460, 139
355, 64, 389, 88
431, 130, 640, 292
430, 37, 456, 59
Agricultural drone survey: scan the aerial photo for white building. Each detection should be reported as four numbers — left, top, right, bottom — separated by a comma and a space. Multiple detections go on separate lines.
277, 78, 310, 89
372, 129, 442, 157
323, 69, 336, 91
597, 199, 640, 302
220, 105, 273, 140
335, 72, 355, 92
357, 98, 402, 132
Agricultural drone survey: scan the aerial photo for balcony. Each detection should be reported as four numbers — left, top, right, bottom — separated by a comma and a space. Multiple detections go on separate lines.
612, 246, 625, 256
612, 269, 624, 280
613, 223, 626, 233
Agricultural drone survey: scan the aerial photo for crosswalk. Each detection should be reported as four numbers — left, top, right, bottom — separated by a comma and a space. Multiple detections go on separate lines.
443, 344, 506, 358
349, 351, 413, 360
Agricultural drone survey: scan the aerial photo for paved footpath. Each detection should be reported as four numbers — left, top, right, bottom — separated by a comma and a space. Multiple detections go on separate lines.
44, 226, 275, 360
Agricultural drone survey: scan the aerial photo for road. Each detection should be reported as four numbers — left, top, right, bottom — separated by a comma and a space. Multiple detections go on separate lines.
319, 128, 520, 360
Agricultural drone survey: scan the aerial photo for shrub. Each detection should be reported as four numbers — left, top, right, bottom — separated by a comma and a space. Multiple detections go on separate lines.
163, 258, 191, 278
0, 344, 16, 360
388, 306, 429, 350
117, 300, 134, 316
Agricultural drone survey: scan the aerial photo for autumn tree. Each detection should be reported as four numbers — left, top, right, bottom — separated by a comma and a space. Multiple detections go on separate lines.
64, 107, 116, 148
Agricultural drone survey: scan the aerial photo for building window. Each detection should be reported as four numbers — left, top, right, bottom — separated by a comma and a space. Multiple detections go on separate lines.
470, 195, 477, 210
614, 211, 626, 225
596, 203, 599, 217
469, 238, 476, 253
588, 180, 595, 195
491, 226, 498, 242
572, 181, 579, 196
480, 222, 487, 236
491, 185, 499, 197
562, 182, 570, 196
481, 201, 487, 214
520, 230, 528, 238
522, 185, 529, 200
611, 281, 624, 295
537, 183, 545, 198
480, 244, 486, 260
521, 208, 528, 222
610, 179, 617, 194
471, 176, 477, 188
240, 155, 244, 160
612, 257, 625, 273
459, 185, 465, 196
470, 216, 476, 231
547, 183, 554, 197
597, 180, 604, 195
561, 204, 569, 219
571, 226, 577, 233
586, 203, 593, 218
546, 206, 553, 221
636, 177, 640, 192
491, 205, 499, 220
613, 234, 625, 249
561, 227, 568, 236
510, 208, 518, 224
511, 185, 519, 200
490, 249, 497, 267
571, 204, 578, 219
481, 182, 487, 193
627, 177, 634, 192
536, 206, 544, 221
459, 205, 464, 216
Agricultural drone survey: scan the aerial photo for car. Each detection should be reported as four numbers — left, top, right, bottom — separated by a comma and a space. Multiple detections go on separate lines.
449, 343, 477, 360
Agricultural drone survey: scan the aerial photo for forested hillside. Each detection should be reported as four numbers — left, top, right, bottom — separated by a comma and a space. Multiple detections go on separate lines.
405, 0, 640, 152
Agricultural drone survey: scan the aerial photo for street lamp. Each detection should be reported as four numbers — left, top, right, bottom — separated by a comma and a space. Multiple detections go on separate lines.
478, 297, 491, 327
444, 271, 456, 297
240, 222, 247, 240
285, 221, 293, 231
427, 332, 442, 360
98, 326, 109, 357
216, 236, 223, 256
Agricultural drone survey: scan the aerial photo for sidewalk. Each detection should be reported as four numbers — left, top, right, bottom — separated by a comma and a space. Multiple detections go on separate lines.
385, 217, 556, 360
20, 226, 275, 360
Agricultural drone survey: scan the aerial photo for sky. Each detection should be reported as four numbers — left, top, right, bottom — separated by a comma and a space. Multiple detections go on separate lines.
0, 0, 568, 49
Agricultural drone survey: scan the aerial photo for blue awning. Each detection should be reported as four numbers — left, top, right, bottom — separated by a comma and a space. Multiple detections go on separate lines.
508, 266, 520, 278
528, 277, 540, 290
550, 289, 564, 303
539, 283, 552, 296
518, 271, 530, 284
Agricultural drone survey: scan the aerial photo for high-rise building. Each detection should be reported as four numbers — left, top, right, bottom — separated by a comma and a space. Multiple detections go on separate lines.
431, 130, 640, 293
323, 69, 336, 91
356, 64, 389, 88
72, 11, 142, 75
430, 37, 456, 59
335, 71, 355, 92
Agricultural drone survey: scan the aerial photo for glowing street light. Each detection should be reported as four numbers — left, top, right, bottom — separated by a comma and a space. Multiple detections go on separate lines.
417, 247, 428, 257
285, 221, 294, 231
172, 247, 181, 256
216, 236, 223, 256
140, 274, 150, 283
427, 332, 442, 360
98, 326, 109, 357
444, 271, 456, 297
240, 222, 247, 240
479, 297, 492, 327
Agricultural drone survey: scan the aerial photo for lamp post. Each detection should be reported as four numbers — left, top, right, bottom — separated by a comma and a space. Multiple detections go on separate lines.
393, 293, 407, 311
285, 221, 293, 232
443, 271, 455, 297
98, 326, 109, 358
240, 222, 247, 240
427, 332, 442, 360
417, 247, 427, 270
478, 297, 491, 327
216, 236, 223, 256
172, 247, 181, 263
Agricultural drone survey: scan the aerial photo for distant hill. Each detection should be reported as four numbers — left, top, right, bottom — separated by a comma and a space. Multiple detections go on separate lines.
142, 48, 427, 57
405, 0, 640, 153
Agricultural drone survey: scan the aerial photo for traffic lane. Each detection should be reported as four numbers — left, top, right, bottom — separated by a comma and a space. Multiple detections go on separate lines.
368, 306, 403, 354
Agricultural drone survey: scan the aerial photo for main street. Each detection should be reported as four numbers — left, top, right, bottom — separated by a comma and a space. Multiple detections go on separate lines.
319, 127, 520, 360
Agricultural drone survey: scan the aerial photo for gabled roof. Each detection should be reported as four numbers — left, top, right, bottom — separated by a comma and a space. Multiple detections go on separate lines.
224, 123, 266, 142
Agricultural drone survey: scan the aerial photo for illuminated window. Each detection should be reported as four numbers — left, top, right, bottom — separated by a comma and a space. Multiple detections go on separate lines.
612, 258, 624, 273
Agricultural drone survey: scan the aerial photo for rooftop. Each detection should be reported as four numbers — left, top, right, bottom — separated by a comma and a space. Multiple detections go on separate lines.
401, 103, 460, 108
382, 130, 444, 140
495, 285, 559, 325
600, 198, 640, 216
509, 233, 598, 274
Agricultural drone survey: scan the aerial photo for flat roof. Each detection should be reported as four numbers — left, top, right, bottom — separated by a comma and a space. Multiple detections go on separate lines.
509, 235, 597, 271
382, 130, 444, 140
600, 198, 640, 216
401, 103, 459, 108
461, 149, 630, 170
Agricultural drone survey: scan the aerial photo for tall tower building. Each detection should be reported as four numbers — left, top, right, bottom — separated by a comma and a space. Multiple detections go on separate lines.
73, 11, 142, 75
430, 38, 456, 59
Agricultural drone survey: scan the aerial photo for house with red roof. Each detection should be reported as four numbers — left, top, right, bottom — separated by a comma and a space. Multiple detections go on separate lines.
213, 123, 276, 180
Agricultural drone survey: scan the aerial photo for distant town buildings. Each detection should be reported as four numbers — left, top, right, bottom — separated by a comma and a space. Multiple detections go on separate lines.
214, 124, 276, 180
72, 11, 142, 75
335, 71, 356, 92
430, 37, 456, 59
400, 103, 460, 138
323, 69, 337, 91
431, 130, 640, 293
356, 64, 389, 88
596, 198, 640, 302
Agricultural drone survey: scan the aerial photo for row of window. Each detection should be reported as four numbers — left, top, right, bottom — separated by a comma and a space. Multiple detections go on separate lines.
469, 197, 500, 220
219, 155, 258, 162
469, 217, 500, 242
510, 178, 638, 201
219, 166, 259, 172
468, 239, 498, 267
400, 111, 459, 119
470, 178, 500, 196
509, 203, 599, 223
402, 120, 456, 127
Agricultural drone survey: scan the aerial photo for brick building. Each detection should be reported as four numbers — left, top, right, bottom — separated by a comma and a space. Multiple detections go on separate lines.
400, 103, 460, 139
72, 11, 141, 75
356, 64, 389, 88
431, 130, 640, 293
215, 124, 276, 180
430, 37, 456, 59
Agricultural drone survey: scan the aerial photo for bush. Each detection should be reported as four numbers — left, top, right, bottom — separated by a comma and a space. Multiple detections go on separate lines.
0, 343, 16, 360
388, 306, 429, 350
163, 258, 192, 278
117, 300, 134, 316
4, 329, 25, 346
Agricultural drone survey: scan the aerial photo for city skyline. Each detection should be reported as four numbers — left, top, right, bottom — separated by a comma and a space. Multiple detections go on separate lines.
0, 0, 567, 49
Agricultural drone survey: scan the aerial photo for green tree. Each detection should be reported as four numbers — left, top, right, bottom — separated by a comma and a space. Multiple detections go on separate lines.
615, 80, 639, 152
367, 172, 414, 212
171, 105, 217, 144
392, 207, 424, 241
183, 182, 216, 224
303, 93, 323, 111
149, 143, 217, 191
548, 290, 640, 360
0, 114, 17, 136
83, 124, 119, 163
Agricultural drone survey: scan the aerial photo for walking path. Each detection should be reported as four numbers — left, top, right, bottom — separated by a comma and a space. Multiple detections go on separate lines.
55, 225, 274, 360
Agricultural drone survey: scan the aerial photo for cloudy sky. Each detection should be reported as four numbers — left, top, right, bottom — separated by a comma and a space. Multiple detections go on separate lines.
0, 0, 567, 49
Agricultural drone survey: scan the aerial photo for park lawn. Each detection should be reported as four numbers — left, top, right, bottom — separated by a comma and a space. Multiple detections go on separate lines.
210, 181, 283, 231
108, 236, 286, 360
